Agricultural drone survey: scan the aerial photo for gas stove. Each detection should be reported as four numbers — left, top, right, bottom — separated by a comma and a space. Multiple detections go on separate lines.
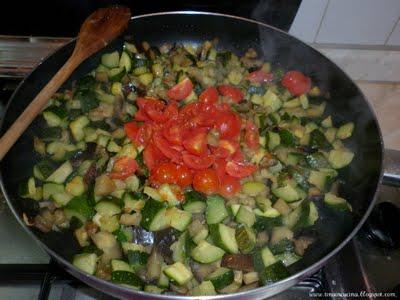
0, 36, 399, 300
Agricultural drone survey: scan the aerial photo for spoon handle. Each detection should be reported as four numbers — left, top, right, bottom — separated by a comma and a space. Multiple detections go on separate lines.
0, 56, 79, 160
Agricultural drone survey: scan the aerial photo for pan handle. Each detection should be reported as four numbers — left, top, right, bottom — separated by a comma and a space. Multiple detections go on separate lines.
383, 149, 400, 187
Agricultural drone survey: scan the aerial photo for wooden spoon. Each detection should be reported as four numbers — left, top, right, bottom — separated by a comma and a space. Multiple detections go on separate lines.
0, 5, 131, 160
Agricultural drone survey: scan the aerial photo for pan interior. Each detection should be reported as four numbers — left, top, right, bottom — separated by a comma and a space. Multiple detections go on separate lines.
0, 12, 382, 286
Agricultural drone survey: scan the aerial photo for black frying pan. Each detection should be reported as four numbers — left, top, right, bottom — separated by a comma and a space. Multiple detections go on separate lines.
0, 12, 390, 299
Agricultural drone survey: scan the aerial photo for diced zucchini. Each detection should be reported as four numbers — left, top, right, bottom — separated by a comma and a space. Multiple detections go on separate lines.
275, 252, 302, 267
111, 259, 133, 272
111, 270, 144, 290
255, 196, 272, 212
73, 253, 98, 275
138, 73, 154, 86
261, 261, 290, 285
144, 285, 164, 294
191, 240, 225, 264
64, 195, 95, 222
206, 195, 229, 224
143, 186, 161, 201
229, 204, 241, 217
321, 116, 333, 128
283, 201, 318, 230
167, 207, 192, 231
272, 184, 300, 202
43, 183, 64, 200
243, 272, 259, 285
124, 42, 138, 54
253, 247, 276, 273
18, 177, 37, 199
111, 82, 123, 96
308, 170, 332, 191
43, 107, 67, 127
109, 67, 126, 82
70, 116, 90, 141
158, 184, 179, 206
95, 201, 121, 216
65, 176, 85, 196
101, 51, 120, 68
299, 94, 309, 109
33, 160, 56, 181
267, 131, 280, 151
183, 190, 207, 213
210, 223, 238, 254
325, 127, 337, 143
336, 122, 354, 139
192, 228, 209, 244
47, 161, 73, 184
254, 208, 282, 231
206, 268, 234, 291
140, 198, 169, 231
235, 224, 256, 254
283, 97, 300, 108
190, 280, 217, 296
324, 193, 351, 210
328, 149, 354, 169
235, 205, 256, 227
158, 263, 170, 288
263, 90, 282, 112
127, 250, 149, 268
241, 181, 266, 197
163, 262, 193, 285
52, 192, 73, 206
305, 152, 330, 169
119, 51, 132, 72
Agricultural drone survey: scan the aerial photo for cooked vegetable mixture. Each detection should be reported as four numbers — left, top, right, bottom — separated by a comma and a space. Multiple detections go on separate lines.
20, 39, 355, 295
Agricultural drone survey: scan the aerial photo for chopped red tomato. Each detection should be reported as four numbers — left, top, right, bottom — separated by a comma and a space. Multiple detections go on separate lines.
218, 174, 241, 197
213, 158, 228, 180
231, 150, 245, 162
134, 109, 151, 122
183, 128, 208, 156
218, 85, 244, 103
281, 70, 311, 96
175, 164, 193, 187
225, 161, 257, 178
143, 143, 166, 170
182, 153, 215, 170
151, 162, 178, 185
135, 123, 153, 146
247, 70, 274, 83
153, 132, 181, 163
167, 78, 193, 101
109, 156, 138, 180
163, 121, 185, 145
124, 122, 139, 141
213, 139, 239, 158
244, 121, 260, 150
214, 111, 241, 139
193, 169, 219, 195
199, 87, 219, 104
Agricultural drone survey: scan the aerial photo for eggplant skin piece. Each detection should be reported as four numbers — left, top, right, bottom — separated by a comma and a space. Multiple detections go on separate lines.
221, 254, 254, 272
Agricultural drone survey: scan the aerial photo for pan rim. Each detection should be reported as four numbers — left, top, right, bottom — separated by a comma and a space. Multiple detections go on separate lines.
0, 10, 385, 299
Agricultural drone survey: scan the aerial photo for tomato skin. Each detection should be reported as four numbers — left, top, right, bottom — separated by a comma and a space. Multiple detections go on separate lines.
218, 85, 244, 103
213, 139, 239, 158
214, 112, 242, 139
218, 175, 241, 197
182, 153, 215, 170
135, 123, 153, 147
109, 156, 138, 180
199, 87, 219, 104
247, 70, 274, 83
163, 121, 185, 145
151, 162, 178, 185
281, 70, 311, 96
182, 128, 208, 156
167, 78, 193, 101
213, 158, 228, 180
244, 121, 260, 150
143, 143, 166, 170
193, 169, 219, 195
225, 161, 257, 178
175, 164, 193, 187
153, 132, 181, 163
124, 122, 139, 141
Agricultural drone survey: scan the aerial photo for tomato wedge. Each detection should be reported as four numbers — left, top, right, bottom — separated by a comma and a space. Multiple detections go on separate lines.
124, 122, 139, 142
199, 87, 219, 104
167, 78, 193, 101
135, 123, 153, 147
175, 164, 193, 187
153, 132, 182, 163
247, 70, 274, 83
281, 70, 311, 96
182, 153, 215, 170
218, 174, 241, 197
109, 156, 138, 180
213, 158, 228, 180
213, 139, 239, 158
183, 128, 208, 156
143, 143, 166, 171
218, 85, 244, 103
193, 169, 219, 195
163, 121, 185, 145
214, 111, 241, 139
225, 161, 257, 178
244, 121, 260, 150
150, 162, 178, 185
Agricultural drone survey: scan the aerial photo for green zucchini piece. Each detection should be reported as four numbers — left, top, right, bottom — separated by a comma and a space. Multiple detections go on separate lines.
309, 129, 332, 151
144, 285, 164, 294
109, 67, 126, 82
241, 181, 266, 197
235, 205, 256, 227
235, 224, 256, 254
158, 263, 170, 288
267, 131, 280, 151
70, 116, 90, 141
210, 223, 239, 254
119, 51, 132, 72
260, 261, 290, 285
18, 177, 37, 199
275, 252, 302, 267
328, 149, 354, 169
95, 201, 122, 216
140, 198, 168, 231
336, 122, 354, 139
206, 267, 234, 291
111, 270, 144, 290
253, 247, 276, 273
206, 195, 229, 224
183, 190, 207, 213
163, 262, 193, 285
33, 160, 57, 181
101, 51, 120, 68
127, 250, 149, 268
111, 259, 133, 272
324, 193, 351, 210
43, 107, 67, 127
73, 253, 97, 275
37, 127, 62, 142
190, 240, 225, 264
279, 129, 296, 147
272, 184, 300, 202
190, 280, 217, 296
46, 161, 73, 184
42, 182, 64, 200
64, 195, 95, 222
167, 207, 192, 231
254, 208, 282, 231
270, 238, 294, 255
305, 152, 330, 169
